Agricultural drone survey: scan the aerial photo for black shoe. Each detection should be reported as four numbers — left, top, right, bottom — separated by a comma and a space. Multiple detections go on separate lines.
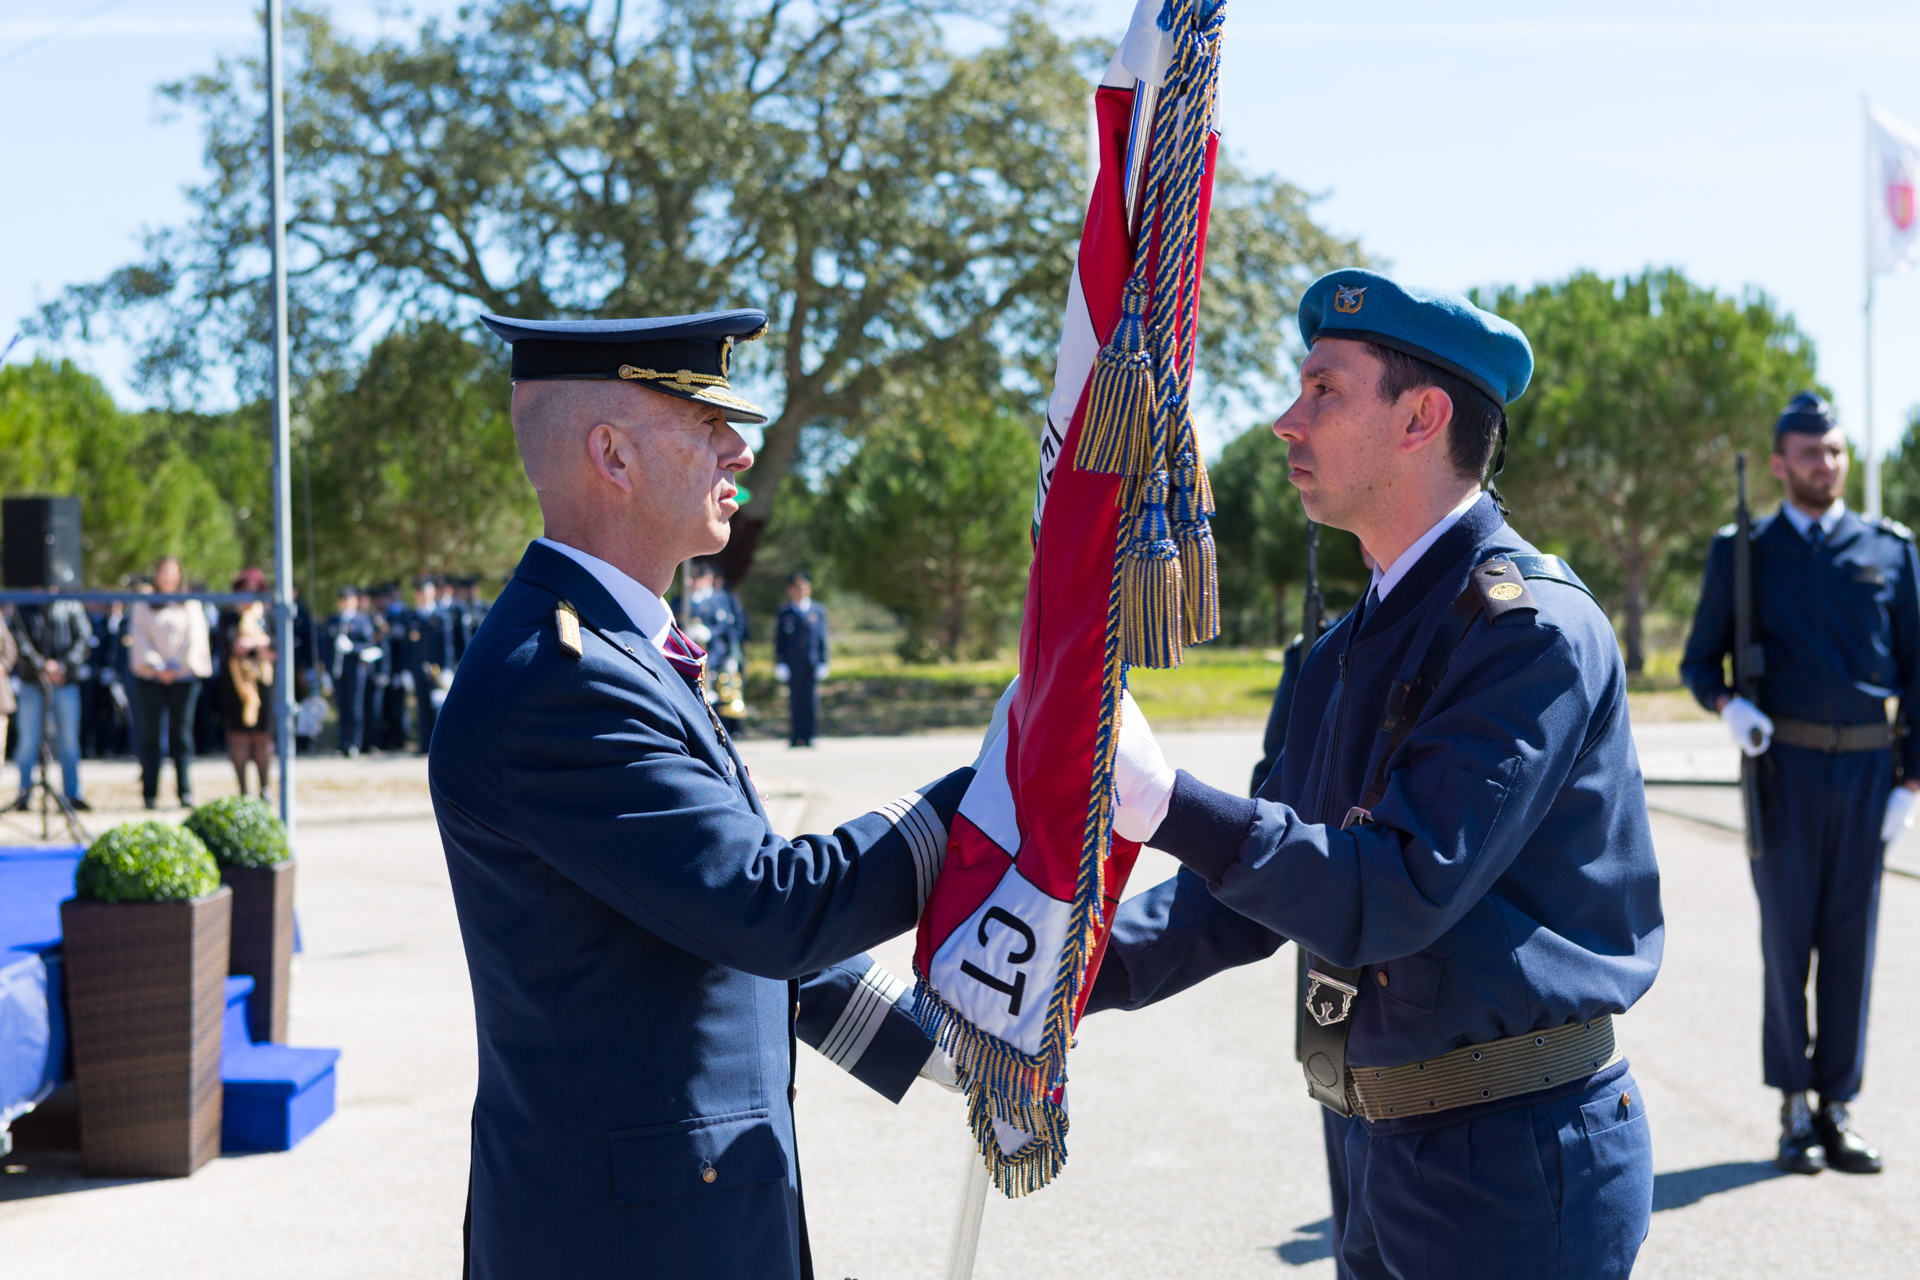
178, 795, 195, 810
1777, 1093, 1827, 1174
144, 797, 158, 811
68, 798, 92, 812
1815, 1100, 1882, 1174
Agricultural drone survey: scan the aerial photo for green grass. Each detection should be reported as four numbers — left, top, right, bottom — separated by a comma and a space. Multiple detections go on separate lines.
736, 635, 1277, 736
1126, 645, 1283, 728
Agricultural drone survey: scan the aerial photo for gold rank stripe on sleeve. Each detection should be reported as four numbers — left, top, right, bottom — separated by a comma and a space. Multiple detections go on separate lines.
555, 602, 583, 657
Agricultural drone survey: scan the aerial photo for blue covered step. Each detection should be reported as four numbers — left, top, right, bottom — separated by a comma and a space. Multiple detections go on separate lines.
220, 976, 340, 1153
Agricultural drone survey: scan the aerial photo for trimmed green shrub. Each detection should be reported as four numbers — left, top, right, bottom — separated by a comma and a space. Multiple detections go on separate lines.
76, 822, 220, 903
183, 796, 290, 869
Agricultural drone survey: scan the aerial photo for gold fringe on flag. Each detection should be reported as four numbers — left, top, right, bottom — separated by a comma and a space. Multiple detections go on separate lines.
1074, 283, 1155, 476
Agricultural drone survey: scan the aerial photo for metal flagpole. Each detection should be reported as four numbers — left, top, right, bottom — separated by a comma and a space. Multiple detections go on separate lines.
266, 0, 298, 843
1865, 95, 1882, 519
943, 1142, 991, 1280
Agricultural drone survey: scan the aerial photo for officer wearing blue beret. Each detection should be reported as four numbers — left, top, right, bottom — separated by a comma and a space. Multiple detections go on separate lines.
1680, 392, 1920, 1176
433, 309, 976, 1280
1100, 268, 1664, 1277
323, 584, 376, 758
775, 571, 831, 746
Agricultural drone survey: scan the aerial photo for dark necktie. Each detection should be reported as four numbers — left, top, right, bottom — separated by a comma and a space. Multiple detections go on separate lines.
663, 624, 735, 754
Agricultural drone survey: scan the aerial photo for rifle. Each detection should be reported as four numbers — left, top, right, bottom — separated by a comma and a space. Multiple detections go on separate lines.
1295, 520, 1329, 1062
1732, 454, 1767, 860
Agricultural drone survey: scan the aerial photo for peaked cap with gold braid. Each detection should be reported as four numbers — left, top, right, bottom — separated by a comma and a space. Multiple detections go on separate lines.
479, 309, 771, 425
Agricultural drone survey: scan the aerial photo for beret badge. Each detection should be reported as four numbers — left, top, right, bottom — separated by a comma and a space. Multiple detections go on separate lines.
1333, 285, 1367, 314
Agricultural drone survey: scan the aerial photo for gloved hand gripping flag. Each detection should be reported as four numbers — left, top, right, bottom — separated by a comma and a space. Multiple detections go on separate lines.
909, 0, 1226, 1196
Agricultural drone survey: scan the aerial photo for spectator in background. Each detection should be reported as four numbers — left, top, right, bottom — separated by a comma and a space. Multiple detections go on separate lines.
0, 611, 15, 781
403, 576, 453, 753
773, 570, 830, 748
9, 595, 93, 812
130, 555, 213, 810
218, 567, 277, 797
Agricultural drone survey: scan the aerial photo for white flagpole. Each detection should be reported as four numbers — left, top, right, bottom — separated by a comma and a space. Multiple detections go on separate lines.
943, 1142, 991, 1280
1865, 95, 1882, 518
266, 0, 298, 842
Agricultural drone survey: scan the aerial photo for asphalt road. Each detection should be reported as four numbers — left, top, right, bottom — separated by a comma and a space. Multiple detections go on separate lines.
5, 726, 1920, 1277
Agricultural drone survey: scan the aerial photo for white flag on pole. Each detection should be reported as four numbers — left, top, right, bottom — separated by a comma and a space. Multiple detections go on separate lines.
1869, 104, 1920, 276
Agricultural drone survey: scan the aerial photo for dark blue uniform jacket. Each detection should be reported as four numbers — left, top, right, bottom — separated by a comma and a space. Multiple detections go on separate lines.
431, 542, 968, 1279
1680, 508, 1920, 775
1090, 496, 1664, 1073
775, 603, 830, 671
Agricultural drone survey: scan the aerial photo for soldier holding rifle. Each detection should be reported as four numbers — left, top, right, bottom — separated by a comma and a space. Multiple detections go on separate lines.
1681, 392, 1920, 1175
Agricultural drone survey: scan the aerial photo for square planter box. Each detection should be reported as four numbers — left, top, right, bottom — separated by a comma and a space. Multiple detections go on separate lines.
222, 861, 296, 1043
60, 887, 232, 1178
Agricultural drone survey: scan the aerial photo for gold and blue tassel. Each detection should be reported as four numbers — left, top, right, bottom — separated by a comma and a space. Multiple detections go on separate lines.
1075, 281, 1155, 476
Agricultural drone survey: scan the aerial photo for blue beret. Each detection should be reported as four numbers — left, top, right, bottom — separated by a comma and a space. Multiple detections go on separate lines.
479, 309, 771, 425
1775, 391, 1835, 436
1297, 269, 1533, 406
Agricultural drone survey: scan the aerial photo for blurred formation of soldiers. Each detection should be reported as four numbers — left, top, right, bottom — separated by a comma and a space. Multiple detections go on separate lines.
674, 558, 750, 735
774, 570, 830, 747
1682, 392, 1920, 1176
316, 574, 477, 757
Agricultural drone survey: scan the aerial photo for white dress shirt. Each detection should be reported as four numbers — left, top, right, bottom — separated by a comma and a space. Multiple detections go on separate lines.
1368, 490, 1485, 605
535, 538, 674, 653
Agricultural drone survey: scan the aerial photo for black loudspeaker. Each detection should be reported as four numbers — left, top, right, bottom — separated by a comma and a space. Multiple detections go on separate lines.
3, 496, 83, 588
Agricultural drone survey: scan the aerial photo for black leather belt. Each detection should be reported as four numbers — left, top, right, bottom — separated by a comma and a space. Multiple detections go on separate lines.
1771, 717, 1895, 753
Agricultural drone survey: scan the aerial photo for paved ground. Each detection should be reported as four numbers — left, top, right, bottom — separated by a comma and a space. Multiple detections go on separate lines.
7, 725, 1920, 1276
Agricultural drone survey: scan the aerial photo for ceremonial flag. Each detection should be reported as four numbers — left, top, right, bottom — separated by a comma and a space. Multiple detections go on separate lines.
1869, 104, 1920, 277
909, 0, 1226, 1195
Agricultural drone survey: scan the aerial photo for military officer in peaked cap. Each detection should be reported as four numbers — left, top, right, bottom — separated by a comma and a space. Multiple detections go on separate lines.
1098, 269, 1664, 1277
1680, 392, 1920, 1176
432, 310, 975, 1280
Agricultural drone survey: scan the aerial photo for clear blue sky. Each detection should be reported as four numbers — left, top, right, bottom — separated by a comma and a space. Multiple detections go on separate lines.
6, 0, 1920, 466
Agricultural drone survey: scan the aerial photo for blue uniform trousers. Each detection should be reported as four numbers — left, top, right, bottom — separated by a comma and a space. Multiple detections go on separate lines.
334, 663, 368, 753
1751, 743, 1890, 1102
1322, 1108, 1355, 1280
787, 671, 818, 745
1336, 1065, 1651, 1280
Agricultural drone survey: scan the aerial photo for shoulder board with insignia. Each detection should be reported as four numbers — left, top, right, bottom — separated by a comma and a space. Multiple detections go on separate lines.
1876, 515, 1914, 541
1469, 558, 1538, 620
555, 601, 583, 658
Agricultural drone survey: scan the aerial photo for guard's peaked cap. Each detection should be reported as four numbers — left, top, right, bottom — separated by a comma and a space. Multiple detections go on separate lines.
480, 309, 771, 425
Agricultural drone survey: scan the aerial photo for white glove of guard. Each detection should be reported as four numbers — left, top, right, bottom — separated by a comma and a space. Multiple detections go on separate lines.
1112, 689, 1175, 844
334, 634, 355, 654
918, 1045, 963, 1093
774, 663, 790, 683
815, 663, 830, 681
1882, 786, 1920, 845
974, 675, 1019, 771
1721, 696, 1773, 758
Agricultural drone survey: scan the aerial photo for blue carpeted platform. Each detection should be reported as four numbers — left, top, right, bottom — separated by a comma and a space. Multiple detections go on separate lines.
220, 976, 339, 1152
0, 845, 83, 1131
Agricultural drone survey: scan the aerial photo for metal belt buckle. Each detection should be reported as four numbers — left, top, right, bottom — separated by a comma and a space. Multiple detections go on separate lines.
1305, 968, 1359, 1028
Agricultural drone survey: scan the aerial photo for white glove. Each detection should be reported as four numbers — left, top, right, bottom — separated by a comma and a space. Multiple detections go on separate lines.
975, 676, 1019, 770
1112, 688, 1175, 844
918, 1046, 963, 1093
815, 663, 830, 681
774, 663, 790, 683
359, 646, 385, 665
1721, 696, 1773, 758
1882, 786, 1920, 845
334, 634, 354, 654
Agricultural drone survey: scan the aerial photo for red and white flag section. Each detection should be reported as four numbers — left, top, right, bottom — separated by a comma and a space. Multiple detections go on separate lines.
910, 0, 1225, 1195
1870, 103, 1920, 277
